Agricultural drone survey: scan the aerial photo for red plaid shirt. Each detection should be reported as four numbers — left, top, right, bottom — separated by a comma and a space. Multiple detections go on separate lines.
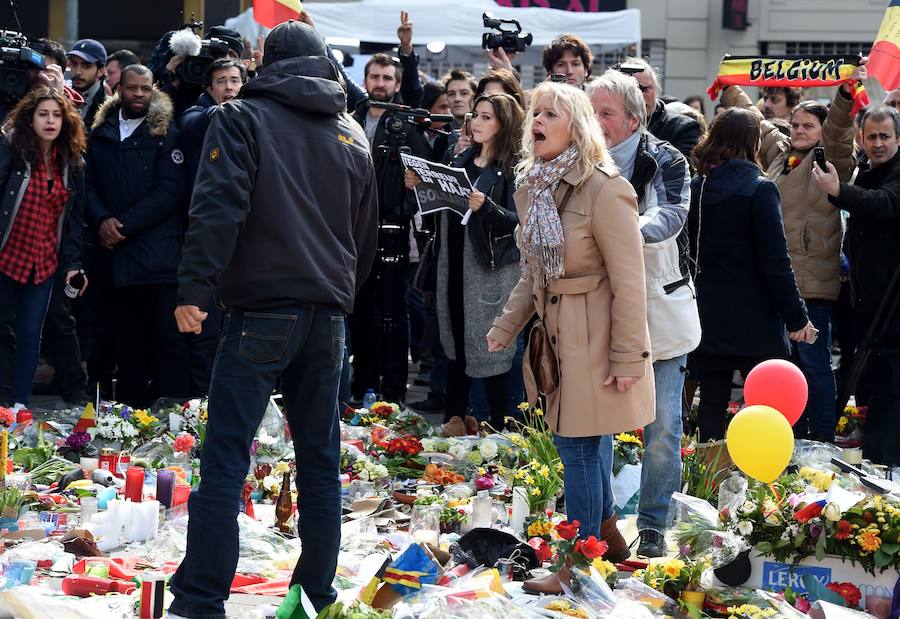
0, 154, 69, 285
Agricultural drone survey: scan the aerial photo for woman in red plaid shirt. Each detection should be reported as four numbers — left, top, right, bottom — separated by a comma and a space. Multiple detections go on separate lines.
0, 87, 87, 409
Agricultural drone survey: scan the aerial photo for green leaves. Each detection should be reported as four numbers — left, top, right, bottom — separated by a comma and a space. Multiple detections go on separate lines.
875, 548, 893, 569
815, 529, 827, 561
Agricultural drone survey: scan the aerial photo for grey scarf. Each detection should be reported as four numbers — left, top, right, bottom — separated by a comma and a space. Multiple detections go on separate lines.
520, 147, 579, 288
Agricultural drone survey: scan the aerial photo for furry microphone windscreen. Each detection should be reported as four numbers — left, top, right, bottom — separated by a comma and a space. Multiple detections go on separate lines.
169, 28, 202, 58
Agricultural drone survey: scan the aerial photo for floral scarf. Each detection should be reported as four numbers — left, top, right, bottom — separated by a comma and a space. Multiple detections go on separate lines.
520, 146, 579, 288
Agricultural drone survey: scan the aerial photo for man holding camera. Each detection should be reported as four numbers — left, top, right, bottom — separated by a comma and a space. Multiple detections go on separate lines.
348, 12, 431, 405
67, 38, 108, 127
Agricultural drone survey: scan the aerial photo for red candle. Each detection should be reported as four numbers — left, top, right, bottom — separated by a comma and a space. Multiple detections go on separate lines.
124, 466, 144, 502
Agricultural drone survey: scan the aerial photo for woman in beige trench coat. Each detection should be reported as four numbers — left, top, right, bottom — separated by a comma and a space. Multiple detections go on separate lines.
486, 82, 655, 591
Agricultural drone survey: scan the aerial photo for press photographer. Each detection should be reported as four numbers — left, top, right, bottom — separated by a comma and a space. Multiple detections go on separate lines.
349, 11, 432, 405
149, 23, 243, 116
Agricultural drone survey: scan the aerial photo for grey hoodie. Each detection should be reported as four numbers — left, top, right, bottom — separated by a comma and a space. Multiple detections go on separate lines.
176, 56, 378, 313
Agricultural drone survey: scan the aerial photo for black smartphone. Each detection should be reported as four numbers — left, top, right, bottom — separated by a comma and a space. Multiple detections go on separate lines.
813, 146, 827, 172
549, 74, 567, 83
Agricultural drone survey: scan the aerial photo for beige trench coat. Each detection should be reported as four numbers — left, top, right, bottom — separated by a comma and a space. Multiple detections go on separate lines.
487, 164, 656, 438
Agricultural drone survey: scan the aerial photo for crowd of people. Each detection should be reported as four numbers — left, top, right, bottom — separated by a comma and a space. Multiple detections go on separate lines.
0, 10, 898, 616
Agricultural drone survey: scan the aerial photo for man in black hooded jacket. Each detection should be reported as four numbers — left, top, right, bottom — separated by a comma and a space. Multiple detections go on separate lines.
168, 22, 378, 617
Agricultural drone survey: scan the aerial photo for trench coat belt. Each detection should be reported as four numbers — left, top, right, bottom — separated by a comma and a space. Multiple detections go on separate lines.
545, 268, 607, 295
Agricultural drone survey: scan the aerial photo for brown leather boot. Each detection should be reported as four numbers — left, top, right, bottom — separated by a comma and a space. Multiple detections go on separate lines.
523, 564, 571, 595
600, 514, 631, 563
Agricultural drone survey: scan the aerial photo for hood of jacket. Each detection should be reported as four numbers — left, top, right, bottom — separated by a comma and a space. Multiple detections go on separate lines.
240, 56, 345, 115
700, 159, 763, 203
92, 88, 174, 137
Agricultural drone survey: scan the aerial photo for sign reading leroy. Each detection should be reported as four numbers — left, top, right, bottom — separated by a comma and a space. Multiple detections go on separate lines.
400, 153, 474, 221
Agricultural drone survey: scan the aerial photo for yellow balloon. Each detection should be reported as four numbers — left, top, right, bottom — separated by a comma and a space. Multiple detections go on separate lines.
726, 405, 794, 483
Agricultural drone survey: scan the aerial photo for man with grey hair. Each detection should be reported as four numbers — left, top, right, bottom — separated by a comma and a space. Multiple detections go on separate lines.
624, 57, 701, 159
813, 105, 900, 471
589, 69, 701, 558
885, 88, 900, 111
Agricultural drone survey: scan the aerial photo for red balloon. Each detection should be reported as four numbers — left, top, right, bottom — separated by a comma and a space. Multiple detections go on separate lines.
743, 359, 808, 426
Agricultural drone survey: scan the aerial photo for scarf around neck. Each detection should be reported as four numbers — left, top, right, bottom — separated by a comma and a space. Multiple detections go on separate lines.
520, 146, 579, 288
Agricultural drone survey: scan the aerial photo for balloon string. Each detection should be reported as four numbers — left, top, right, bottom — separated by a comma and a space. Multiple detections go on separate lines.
761, 482, 787, 519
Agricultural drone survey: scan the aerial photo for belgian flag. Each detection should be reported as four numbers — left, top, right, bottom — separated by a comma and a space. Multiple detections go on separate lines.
867, 0, 900, 90
254, 0, 303, 29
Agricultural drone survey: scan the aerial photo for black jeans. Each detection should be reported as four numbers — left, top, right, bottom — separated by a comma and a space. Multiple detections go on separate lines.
692, 355, 769, 441
188, 301, 224, 396
169, 305, 345, 618
42, 271, 88, 400
348, 257, 409, 401
862, 351, 900, 466
111, 283, 190, 406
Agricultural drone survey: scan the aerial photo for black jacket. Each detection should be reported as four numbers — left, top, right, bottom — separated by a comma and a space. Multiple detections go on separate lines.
80, 83, 109, 130
688, 160, 808, 358
178, 92, 217, 188
0, 142, 85, 273
441, 146, 519, 269
830, 149, 900, 347
352, 100, 431, 225
176, 56, 378, 314
647, 99, 702, 160
84, 90, 186, 287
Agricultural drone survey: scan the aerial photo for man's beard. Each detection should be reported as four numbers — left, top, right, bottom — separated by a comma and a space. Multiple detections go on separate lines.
368, 90, 393, 103
122, 100, 148, 118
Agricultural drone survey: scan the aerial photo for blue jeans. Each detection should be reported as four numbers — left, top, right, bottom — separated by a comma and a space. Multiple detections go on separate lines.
792, 301, 836, 439
638, 355, 686, 534
0, 272, 54, 405
555, 434, 614, 539
169, 305, 345, 618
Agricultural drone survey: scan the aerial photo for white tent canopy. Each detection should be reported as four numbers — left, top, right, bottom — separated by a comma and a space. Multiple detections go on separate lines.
307, 0, 640, 48
227, 2, 640, 49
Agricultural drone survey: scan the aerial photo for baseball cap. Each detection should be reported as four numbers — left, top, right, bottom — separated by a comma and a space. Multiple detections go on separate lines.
68, 39, 108, 65
206, 26, 244, 57
263, 20, 327, 66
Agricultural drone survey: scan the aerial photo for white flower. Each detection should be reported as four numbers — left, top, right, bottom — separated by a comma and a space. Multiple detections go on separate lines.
822, 502, 842, 522
256, 429, 278, 446
358, 469, 370, 481
478, 439, 499, 461
737, 520, 753, 536
372, 464, 388, 479
741, 501, 756, 514
420, 438, 437, 452
262, 475, 280, 493
449, 442, 469, 461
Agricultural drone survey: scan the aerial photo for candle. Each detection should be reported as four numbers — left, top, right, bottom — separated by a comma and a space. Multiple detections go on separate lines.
842, 447, 863, 465
156, 470, 175, 509
124, 466, 144, 502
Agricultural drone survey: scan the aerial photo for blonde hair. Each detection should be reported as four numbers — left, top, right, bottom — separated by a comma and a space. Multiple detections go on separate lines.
515, 82, 611, 188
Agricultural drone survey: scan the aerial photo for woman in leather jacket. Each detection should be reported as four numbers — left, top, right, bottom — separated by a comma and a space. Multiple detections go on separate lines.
406, 93, 523, 429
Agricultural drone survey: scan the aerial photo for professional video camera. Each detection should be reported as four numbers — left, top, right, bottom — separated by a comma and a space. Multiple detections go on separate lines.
482, 12, 532, 54
0, 29, 42, 98
370, 100, 454, 139
612, 60, 647, 76
169, 16, 231, 86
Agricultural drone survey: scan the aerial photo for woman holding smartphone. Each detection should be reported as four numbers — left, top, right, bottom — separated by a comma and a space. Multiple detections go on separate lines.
0, 87, 87, 410
406, 93, 524, 430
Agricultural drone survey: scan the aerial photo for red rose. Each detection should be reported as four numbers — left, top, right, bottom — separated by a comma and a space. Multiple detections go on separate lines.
528, 537, 552, 563
827, 582, 861, 607
794, 502, 824, 523
578, 536, 608, 560
556, 520, 580, 541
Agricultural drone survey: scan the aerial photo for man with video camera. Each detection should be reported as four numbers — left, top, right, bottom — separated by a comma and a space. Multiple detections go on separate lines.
150, 25, 244, 117
348, 11, 431, 405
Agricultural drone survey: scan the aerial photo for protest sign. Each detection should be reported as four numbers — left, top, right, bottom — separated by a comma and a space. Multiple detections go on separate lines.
400, 153, 474, 224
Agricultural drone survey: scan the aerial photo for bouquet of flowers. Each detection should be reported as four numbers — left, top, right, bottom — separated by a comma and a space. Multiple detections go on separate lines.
439, 506, 466, 533
835, 405, 866, 447
725, 604, 777, 619
181, 398, 208, 443
252, 428, 286, 463
514, 458, 563, 513
612, 432, 643, 475
342, 401, 400, 427
549, 519, 609, 572
0, 407, 14, 427
173, 433, 196, 457
352, 458, 389, 484
725, 475, 900, 574
376, 435, 427, 479
130, 409, 162, 441
634, 556, 708, 600
524, 513, 554, 540
419, 437, 450, 453
95, 413, 139, 449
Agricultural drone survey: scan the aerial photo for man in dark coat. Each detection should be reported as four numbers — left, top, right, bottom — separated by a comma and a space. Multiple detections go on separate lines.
813, 104, 900, 467
625, 57, 702, 159
84, 65, 188, 406
169, 22, 377, 617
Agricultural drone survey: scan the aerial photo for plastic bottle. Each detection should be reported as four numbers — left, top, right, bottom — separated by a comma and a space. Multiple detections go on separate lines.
362, 389, 377, 410
61, 574, 136, 597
